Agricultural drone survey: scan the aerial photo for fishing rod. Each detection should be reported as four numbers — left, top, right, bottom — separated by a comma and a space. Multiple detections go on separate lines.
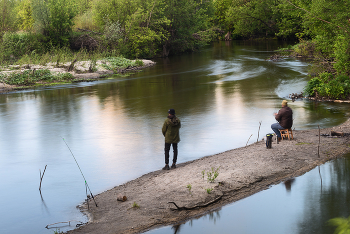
62, 137, 98, 208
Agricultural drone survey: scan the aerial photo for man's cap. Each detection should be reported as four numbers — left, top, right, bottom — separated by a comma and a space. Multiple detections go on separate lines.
168, 109, 175, 115
282, 100, 288, 106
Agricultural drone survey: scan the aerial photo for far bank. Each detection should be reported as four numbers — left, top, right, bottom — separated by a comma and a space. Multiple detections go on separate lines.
0, 59, 156, 94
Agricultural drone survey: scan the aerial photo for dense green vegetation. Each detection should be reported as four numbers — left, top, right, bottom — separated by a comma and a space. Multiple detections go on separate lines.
0, 0, 350, 99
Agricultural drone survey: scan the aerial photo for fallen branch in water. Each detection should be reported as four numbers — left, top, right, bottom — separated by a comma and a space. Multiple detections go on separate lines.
39, 165, 47, 193
168, 195, 223, 211
45, 220, 85, 229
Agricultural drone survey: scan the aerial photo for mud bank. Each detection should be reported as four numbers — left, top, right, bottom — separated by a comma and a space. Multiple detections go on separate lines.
67, 119, 350, 234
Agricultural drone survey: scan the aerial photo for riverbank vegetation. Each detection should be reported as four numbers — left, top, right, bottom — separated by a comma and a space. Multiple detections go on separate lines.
0, 0, 349, 99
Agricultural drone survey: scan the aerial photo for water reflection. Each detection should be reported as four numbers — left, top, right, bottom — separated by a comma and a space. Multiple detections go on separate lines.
284, 178, 295, 192
297, 156, 350, 234
169, 209, 222, 234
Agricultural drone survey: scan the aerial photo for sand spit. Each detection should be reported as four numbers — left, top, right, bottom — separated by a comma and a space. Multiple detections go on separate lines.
67, 119, 350, 234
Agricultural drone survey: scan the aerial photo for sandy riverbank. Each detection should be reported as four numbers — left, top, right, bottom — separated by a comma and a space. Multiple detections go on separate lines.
67, 119, 350, 234
0, 59, 156, 94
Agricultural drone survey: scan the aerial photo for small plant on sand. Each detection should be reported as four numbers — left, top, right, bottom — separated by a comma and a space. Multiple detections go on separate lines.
206, 188, 213, 194
207, 167, 220, 183
53, 229, 62, 234
186, 184, 192, 196
132, 201, 140, 208
202, 170, 205, 179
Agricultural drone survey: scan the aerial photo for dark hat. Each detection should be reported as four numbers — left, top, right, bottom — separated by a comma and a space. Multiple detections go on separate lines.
168, 109, 175, 115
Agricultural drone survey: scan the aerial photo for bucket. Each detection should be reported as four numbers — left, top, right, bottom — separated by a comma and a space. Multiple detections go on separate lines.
266, 133, 274, 149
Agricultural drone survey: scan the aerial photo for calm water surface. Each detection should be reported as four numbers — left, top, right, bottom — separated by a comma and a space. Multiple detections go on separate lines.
1, 41, 350, 233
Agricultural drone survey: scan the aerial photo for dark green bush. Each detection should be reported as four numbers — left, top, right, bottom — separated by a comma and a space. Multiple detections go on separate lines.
304, 77, 321, 96
2, 32, 48, 61
305, 72, 350, 99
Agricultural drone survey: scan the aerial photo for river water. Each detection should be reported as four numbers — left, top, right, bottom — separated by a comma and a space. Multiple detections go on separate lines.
1, 41, 349, 234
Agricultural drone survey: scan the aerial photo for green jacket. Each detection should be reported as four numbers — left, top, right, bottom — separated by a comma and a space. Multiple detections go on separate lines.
162, 116, 181, 143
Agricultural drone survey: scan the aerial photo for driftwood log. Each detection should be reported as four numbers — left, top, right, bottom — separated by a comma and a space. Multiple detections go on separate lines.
168, 195, 223, 211
68, 59, 77, 72
117, 193, 127, 202
331, 131, 344, 137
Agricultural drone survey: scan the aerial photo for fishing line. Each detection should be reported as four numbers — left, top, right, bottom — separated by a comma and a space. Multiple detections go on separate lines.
62, 137, 98, 207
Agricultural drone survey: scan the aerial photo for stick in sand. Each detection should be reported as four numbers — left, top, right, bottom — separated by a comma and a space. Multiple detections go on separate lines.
257, 121, 262, 142
246, 134, 253, 147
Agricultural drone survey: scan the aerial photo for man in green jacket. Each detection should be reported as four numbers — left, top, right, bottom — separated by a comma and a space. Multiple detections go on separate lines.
162, 108, 181, 170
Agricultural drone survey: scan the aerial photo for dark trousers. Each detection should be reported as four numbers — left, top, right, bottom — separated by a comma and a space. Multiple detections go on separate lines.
164, 143, 178, 165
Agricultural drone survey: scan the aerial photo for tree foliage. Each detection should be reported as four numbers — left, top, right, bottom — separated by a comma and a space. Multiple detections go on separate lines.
32, 0, 77, 46
16, 0, 34, 31
92, 0, 214, 57
0, 0, 17, 33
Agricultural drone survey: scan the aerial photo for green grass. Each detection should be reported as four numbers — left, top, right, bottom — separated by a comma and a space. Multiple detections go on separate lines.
0, 69, 74, 86
206, 188, 213, 194
101, 57, 144, 71
132, 201, 140, 208
186, 184, 192, 196
206, 167, 220, 183
295, 142, 312, 145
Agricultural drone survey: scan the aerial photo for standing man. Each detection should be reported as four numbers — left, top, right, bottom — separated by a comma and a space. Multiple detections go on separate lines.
271, 100, 293, 142
162, 108, 181, 170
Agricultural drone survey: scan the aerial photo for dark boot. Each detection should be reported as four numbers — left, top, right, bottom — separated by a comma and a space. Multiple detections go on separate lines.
162, 164, 170, 170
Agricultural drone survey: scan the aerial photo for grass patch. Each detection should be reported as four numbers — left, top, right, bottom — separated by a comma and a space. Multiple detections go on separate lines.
206, 167, 220, 183
0, 69, 74, 86
295, 142, 312, 145
132, 202, 140, 209
205, 188, 213, 194
186, 184, 192, 196
101, 57, 144, 71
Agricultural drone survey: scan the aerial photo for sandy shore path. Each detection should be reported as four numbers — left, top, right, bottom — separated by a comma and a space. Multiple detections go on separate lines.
68, 119, 350, 234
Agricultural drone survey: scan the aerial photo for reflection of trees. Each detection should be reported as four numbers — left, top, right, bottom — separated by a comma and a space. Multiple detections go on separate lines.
297, 155, 350, 234
302, 101, 347, 129
171, 208, 221, 234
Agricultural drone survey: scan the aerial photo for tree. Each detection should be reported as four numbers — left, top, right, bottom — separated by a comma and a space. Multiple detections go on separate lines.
213, 0, 232, 31
162, 0, 215, 55
32, 0, 77, 46
226, 0, 282, 38
0, 0, 17, 34
16, 0, 34, 31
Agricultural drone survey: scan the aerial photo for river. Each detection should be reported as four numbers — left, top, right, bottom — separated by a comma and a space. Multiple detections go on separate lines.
1, 41, 349, 234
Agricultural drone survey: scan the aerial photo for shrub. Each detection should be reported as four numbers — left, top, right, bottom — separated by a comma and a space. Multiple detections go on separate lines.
2, 32, 47, 61
304, 72, 350, 99
304, 77, 321, 96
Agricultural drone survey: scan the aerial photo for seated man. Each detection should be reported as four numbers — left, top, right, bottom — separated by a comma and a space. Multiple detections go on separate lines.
271, 100, 293, 142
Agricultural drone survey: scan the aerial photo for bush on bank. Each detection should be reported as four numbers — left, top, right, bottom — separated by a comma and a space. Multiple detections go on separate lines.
304, 73, 350, 100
